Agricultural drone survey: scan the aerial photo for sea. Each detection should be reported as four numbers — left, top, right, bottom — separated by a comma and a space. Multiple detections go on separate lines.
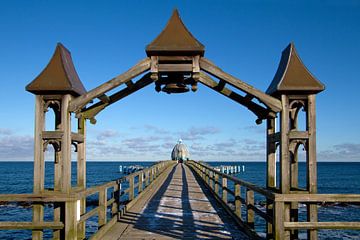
0, 161, 359, 239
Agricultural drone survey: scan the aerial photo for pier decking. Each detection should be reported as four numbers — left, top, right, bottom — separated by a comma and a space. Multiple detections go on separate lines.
103, 163, 248, 239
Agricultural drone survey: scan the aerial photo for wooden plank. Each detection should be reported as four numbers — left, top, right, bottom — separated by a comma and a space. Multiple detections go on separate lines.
275, 193, 360, 202
79, 207, 99, 224
284, 222, 360, 230
0, 222, 64, 230
200, 57, 282, 112
71, 132, 84, 143
90, 215, 117, 240
68, 58, 151, 112
289, 130, 309, 139
158, 63, 192, 72
42, 131, 63, 139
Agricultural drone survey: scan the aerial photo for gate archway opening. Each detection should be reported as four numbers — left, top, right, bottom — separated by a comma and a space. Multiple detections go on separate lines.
26, 9, 324, 239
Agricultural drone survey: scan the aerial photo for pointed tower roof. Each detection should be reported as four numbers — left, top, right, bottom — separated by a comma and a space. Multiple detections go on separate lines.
146, 10, 205, 56
266, 43, 325, 96
26, 43, 86, 96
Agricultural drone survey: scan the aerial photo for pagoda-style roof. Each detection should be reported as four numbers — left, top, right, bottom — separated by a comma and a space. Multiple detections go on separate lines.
146, 10, 205, 56
266, 43, 325, 96
26, 43, 86, 96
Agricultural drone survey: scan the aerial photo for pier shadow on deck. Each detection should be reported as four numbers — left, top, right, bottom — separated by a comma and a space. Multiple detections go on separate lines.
109, 163, 248, 239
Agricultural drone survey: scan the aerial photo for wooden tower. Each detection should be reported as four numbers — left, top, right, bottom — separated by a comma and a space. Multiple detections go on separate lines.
266, 43, 325, 239
26, 43, 87, 239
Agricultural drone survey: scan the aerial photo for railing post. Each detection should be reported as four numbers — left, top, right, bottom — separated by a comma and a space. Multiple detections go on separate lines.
222, 177, 227, 203
65, 200, 78, 239
129, 175, 135, 201
146, 170, 150, 186
209, 171, 214, 190
246, 189, 254, 228
112, 183, 120, 217
235, 184, 242, 220
274, 200, 285, 240
138, 172, 143, 193
98, 188, 107, 228
215, 173, 219, 196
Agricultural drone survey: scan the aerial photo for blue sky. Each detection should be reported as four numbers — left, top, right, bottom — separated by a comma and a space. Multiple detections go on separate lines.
0, 1, 359, 161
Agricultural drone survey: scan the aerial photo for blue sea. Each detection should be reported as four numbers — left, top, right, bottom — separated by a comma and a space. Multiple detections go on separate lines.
0, 161, 359, 239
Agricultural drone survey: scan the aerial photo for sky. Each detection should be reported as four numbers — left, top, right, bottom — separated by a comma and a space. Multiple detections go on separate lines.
0, 1, 359, 161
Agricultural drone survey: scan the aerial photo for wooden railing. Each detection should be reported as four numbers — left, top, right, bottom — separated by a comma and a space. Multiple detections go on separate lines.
186, 160, 360, 240
0, 160, 174, 239
186, 160, 274, 239
274, 194, 360, 238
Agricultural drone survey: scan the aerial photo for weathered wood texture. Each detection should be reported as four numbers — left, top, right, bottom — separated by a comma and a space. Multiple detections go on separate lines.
102, 163, 249, 240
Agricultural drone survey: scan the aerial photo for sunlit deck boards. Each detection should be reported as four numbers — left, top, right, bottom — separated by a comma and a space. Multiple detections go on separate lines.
103, 163, 248, 239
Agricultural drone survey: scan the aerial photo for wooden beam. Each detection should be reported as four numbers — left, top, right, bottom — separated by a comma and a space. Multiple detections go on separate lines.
199, 73, 276, 120
0, 222, 64, 230
79, 73, 153, 120
284, 222, 360, 230
200, 57, 282, 112
68, 58, 151, 112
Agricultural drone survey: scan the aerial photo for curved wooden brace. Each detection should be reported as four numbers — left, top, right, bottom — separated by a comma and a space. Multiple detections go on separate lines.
68, 58, 151, 113
200, 57, 282, 113
77, 73, 153, 123
198, 72, 276, 121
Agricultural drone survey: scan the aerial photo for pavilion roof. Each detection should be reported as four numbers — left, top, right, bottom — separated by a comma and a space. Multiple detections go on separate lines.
26, 43, 86, 96
266, 43, 325, 96
146, 10, 205, 56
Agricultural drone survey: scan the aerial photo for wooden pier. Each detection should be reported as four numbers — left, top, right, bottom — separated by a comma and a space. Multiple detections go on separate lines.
0, 9, 359, 240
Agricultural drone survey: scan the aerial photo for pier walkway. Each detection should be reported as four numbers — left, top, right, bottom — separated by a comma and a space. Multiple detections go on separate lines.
103, 163, 248, 239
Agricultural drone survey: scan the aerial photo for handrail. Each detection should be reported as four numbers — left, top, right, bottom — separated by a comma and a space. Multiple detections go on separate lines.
0, 160, 174, 239
186, 160, 360, 239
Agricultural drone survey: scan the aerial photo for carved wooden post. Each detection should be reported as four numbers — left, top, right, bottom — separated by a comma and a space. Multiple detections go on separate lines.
246, 189, 254, 229
266, 43, 325, 240
26, 43, 87, 240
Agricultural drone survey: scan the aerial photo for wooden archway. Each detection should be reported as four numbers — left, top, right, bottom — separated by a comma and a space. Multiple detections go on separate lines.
26, 10, 324, 239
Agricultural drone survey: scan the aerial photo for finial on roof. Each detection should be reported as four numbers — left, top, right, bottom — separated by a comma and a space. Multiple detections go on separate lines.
266, 43, 325, 96
26, 43, 86, 96
146, 9, 205, 56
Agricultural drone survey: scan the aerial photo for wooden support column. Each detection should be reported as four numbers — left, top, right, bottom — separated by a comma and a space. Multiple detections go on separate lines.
65, 200, 78, 240
280, 94, 291, 239
61, 94, 72, 193
77, 117, 86, 239
266, 117, 276, 238
280, 94, 290, 193
307, 94, 318, 240
32, 95, 45, 240
274, 200, 285, 240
